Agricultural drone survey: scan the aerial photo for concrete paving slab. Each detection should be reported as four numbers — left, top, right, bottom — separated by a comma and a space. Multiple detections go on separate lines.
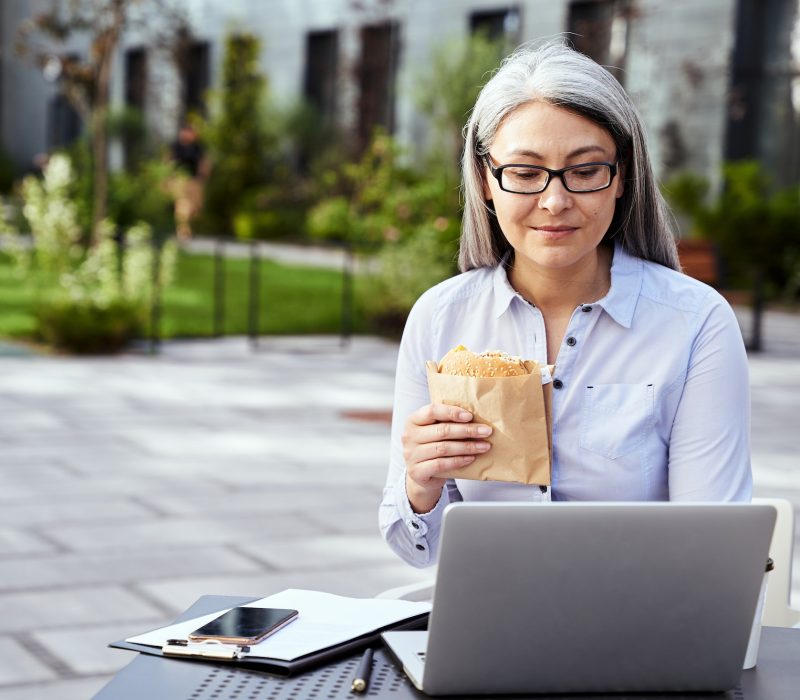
32, 621, 165, 676
137, 564, 435, 614
237, 534, 410, 571
0, 322, 796, 698
0, 638, 57, 684
0, 547, 264, 593
0, 528, 56, 556
0, 587, 163, 633
0, 499, 156, 527
41, 512, 327, 552
0, 677, 108, 700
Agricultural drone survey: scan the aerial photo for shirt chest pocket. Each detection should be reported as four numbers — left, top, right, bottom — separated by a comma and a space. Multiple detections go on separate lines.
579, 383, 654, 460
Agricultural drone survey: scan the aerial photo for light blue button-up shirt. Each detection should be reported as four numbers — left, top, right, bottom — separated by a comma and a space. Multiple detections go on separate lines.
380, 245, 752, 567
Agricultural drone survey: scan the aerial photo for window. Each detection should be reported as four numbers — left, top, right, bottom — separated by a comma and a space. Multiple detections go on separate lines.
357, 21, 400, 152
567, 0, 629, 80
48, 94, 81, 149
123, 47, 147, 167
469, 7, 521, 43
304, 30, 339, 123
725, 0, 800, 187
182, 41, 211, 118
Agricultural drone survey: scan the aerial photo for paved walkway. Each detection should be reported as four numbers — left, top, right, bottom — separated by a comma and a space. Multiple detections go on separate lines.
0, 312, 798, 699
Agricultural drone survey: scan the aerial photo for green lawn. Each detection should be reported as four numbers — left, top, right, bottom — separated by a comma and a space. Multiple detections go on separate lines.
0, 250, 363, 340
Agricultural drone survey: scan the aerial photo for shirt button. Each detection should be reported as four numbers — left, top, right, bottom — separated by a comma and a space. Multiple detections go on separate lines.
410, 521, 420, 530
553, 379, 564, 390
415, 544, 425, 551
539, 485, 548, 494
582, 305, 592, 312
566, 336, 577, 347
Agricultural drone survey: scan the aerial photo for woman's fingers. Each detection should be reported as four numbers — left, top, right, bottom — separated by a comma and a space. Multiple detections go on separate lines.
411, 454, 478, 483
409, 402, 474, 427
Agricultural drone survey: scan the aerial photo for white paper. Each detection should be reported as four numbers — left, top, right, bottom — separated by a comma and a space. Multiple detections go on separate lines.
126, 589, 431, 661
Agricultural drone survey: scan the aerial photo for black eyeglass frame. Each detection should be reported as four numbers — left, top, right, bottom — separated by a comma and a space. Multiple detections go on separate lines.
484, 155, 619, 194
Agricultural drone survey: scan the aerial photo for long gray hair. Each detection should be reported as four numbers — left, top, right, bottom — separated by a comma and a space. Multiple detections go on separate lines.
460, 39, 679, 272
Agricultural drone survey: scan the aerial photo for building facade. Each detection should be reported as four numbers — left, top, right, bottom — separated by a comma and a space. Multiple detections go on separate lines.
1, 0, 798, 188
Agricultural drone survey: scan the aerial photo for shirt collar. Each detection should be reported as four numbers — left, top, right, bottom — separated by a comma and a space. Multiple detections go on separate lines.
492, 255, 518, 318
491, 244, 643, 326
595, 244, 643, 329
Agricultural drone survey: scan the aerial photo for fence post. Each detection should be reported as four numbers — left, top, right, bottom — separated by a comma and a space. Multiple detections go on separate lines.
149, 234, 163, 355
213, 237, 225, 337
340, 243, 354, 348
248, 240, 261, 350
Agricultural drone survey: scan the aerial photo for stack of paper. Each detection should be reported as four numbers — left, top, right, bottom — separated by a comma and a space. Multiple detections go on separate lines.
126, 589, 431, 661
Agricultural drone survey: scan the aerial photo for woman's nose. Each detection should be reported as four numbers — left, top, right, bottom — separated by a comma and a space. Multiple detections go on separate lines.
537, 177, 573, 214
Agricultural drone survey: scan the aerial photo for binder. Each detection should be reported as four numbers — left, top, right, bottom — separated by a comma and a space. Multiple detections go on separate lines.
110, 594, 429, 676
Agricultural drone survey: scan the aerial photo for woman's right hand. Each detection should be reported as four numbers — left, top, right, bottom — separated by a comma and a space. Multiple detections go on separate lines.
402, 403, 492, 513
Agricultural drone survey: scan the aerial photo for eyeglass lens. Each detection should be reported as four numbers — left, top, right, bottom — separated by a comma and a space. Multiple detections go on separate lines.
501, 164, 612, 193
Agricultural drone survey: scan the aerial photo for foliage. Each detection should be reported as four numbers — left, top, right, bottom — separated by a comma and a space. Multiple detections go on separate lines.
108, 159, 175, 233
51, 136, 175, 236
201, 32, 276, 235
359, 223, 457, 336
307, 130, 460, 247
413, 31, 507, 164
0, 250, 353, 340
665, 161, 800, 298
15, 0, 192, 237
0, 154, 177, 353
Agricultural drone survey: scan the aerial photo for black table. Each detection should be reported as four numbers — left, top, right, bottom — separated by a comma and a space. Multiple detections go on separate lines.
93, 595, 800, 699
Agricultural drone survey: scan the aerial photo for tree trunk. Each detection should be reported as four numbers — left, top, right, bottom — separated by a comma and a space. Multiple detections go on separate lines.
91, 106, 109, 241
90, 1, 126, 243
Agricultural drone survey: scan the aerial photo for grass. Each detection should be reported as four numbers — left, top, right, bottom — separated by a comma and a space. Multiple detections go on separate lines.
0, 250, 364, 341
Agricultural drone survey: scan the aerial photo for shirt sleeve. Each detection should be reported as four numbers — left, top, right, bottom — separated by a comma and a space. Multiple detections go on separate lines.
379, 288, 462, 567
668, 292, 752, 501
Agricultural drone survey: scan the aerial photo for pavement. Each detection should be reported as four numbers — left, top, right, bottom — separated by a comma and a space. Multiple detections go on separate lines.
0, 308, 798, 700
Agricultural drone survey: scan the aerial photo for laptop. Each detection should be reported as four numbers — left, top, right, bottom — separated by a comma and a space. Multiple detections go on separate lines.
382, 502, 775, 696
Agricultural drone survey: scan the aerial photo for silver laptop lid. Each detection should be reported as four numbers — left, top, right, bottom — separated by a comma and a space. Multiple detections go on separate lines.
422, 502, 775, 695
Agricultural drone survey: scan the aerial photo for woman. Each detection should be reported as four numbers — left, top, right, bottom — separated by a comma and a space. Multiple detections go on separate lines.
380, 40, 751, 568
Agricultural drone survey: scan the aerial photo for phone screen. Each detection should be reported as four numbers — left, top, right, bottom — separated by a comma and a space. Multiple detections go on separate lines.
188, 607, 299, 644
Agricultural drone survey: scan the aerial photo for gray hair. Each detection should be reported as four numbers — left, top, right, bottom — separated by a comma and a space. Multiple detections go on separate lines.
460, 38, 679, 272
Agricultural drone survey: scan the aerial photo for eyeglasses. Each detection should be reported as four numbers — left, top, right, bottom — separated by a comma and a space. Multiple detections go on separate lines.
484, 155, 618, 194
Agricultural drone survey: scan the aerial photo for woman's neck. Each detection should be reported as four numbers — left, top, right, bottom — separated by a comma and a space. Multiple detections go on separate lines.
509, 245, 613, 316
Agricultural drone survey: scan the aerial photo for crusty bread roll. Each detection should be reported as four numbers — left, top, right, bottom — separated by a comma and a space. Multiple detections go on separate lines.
438, 345, 530, 377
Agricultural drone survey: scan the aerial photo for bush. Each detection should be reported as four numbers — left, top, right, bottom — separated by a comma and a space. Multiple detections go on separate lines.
201, 33, 275, 235
0, 154, 176, 353
665, 161, 800, 296
36, 297, 143, 354
359, 221, 458, 335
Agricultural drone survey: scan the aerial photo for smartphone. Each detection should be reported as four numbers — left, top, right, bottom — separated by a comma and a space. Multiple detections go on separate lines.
188, 606, 299, 645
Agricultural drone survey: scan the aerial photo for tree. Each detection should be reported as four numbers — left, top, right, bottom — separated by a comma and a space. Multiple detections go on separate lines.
16, 0, 191, 241
202, 33, 275, 234
666, 161, 800, 351
414, 31, 507, 167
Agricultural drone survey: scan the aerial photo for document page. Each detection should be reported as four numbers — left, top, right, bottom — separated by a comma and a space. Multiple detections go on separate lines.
126, 588, 431, 661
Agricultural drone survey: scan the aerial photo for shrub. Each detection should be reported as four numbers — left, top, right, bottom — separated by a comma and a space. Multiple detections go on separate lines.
0, 154, 176, 353
359, 223, 456, 335
36, 297, 144, 354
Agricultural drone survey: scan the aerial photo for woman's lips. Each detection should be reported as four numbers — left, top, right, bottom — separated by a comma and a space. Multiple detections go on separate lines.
533, 225, 578, 238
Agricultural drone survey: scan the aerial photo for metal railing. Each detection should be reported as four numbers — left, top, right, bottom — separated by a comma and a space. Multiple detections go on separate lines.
146, 237, 356, 354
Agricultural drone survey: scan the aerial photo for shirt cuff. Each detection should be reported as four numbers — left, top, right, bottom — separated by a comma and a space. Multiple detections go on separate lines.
395, 473, 450, 564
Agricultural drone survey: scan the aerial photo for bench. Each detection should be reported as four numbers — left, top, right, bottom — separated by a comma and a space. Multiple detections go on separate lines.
676, 239, 752, 306
676, 239, 720, 287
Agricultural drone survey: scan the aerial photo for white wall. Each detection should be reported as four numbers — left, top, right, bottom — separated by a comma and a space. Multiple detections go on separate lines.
2, 0, 739, 186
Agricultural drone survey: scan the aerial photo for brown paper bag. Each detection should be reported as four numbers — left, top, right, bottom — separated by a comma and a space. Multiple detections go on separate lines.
426, 360, 552, 485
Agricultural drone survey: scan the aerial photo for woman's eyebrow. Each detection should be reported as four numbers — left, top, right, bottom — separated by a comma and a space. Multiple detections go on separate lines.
507, 145, 611, 159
